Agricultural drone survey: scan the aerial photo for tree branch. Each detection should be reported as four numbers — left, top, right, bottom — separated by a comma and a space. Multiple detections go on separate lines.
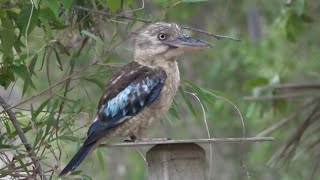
72, 6, 240, 41
99, 137, 274, 148
0, 96, 47, 180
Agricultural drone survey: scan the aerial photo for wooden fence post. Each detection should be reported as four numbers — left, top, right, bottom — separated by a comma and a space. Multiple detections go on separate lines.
146, 143, 205, 180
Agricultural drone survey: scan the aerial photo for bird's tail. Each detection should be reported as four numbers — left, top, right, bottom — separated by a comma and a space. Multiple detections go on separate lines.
59, 143, 95, 176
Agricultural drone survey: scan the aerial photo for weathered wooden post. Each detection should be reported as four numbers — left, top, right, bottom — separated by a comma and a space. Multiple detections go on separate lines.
101, 137, 274, 180
146, 143, 205, 180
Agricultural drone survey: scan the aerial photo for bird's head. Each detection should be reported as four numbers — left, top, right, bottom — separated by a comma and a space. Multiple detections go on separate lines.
134, 22, 212, 64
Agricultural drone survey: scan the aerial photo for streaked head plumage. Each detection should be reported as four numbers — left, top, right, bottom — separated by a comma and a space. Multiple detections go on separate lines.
134, 22, 211, 63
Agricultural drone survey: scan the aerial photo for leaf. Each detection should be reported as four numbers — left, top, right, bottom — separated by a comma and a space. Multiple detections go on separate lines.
107, 0, 122, 12
81, 30, 104, 45
39, 6, 67, 29
70, 170, 82, 175
34, 0, 41, 9
16, 5, 39, 36
53, 48, 63, 71
96, 148, 105, 170
59, 135, 81, 142
182, 80, 209, 110
0, 15, 15, 58
285, 13, 304, 42
178, 86, 197, 118
28, 54, 38, 76
169, 99, 180, 120
45, 0, 60, 19
83, 77, 105, 90
243, 77, 269, 91
11, 64, 36, 95
34, 98, 51, 118
62, 0, 74, 10
0, 65, 15, 89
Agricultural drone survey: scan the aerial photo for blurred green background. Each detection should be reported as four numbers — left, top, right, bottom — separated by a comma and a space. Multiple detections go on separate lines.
0, 0, 319, 179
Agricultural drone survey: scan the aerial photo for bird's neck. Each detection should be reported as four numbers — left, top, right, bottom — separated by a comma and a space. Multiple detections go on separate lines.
134, 55, 179, 75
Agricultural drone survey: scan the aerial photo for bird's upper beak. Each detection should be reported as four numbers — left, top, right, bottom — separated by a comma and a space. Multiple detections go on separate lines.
164, 34, 212, 52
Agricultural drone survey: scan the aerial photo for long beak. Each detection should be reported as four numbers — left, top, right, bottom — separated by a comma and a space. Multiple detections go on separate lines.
164, 34, 212, 52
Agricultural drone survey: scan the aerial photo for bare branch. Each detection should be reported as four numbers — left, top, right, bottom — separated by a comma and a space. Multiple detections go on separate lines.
99, 137, 274, 148
258, 83, 320, 91
72, 6, 240, 41
244, 92, 318, 100
256, 100, 318, 137
180, 25, 240, 41
0, 96, 47, 180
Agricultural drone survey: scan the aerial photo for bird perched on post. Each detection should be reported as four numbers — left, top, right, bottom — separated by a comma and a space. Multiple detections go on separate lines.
59, 22, 211, 176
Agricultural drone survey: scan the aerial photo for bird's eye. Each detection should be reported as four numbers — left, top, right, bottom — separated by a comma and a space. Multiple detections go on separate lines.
157, 33, 167, 41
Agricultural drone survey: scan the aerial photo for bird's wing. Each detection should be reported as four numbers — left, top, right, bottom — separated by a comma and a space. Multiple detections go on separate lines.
84, 61, 167, 146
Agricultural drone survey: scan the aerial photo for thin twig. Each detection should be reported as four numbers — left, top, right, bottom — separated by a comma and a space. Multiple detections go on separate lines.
185, 91, 213, 180
244, 92, 319, 100
256, 100, 317, 137
99, 137, 274, 148
257, 83, 320, 91
0, 96, 47, 180
72, 6, 240, 41
180, 25, 240, 41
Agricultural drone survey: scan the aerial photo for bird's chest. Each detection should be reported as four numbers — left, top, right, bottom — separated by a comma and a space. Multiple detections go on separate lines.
132, 64, 180, 129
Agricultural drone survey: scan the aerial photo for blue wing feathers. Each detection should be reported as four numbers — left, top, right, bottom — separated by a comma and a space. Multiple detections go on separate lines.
84, 73, 165, 146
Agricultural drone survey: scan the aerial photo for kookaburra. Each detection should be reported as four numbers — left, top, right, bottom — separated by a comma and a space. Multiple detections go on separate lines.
59, 22, 211, 176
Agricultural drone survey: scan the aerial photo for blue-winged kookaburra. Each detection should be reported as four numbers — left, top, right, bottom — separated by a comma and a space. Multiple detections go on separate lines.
59, 22, 211, 176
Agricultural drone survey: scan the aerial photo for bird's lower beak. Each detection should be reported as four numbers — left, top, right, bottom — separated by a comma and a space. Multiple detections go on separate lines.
165, 34, 212, 52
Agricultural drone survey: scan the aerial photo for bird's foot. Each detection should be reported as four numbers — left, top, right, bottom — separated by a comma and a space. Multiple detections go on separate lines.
124, 135, 137, 143
135, 137, 172, 142
124, 136, 171, 143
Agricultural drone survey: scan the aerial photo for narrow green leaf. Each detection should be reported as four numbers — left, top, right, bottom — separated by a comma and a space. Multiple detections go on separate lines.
96, 148, 105, 170
56, 41, 70, 56
34, 0, 41, 8
70, 170, 82, 175
0, 144, 13, 149
34, 98, 51, 118
45, 0, 60, 19
182, 80, 209, 111
0, 15, 15, 58
81, 30, 104, 45
62, 0, 74, 10
107, 0, 122, 12
59, 135, 81, 142
169, 99, 180, 120
16, 5, 39, 36
33, 128, 44, 147
41, 18, 53, 39
178, 86, 197, 118
83, 77, 105, 90
53, 48, 63, 71
28, 54, 38, 76
12, 64, 36, 95
243, 77, 269, 91
0, 65, 15, 89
